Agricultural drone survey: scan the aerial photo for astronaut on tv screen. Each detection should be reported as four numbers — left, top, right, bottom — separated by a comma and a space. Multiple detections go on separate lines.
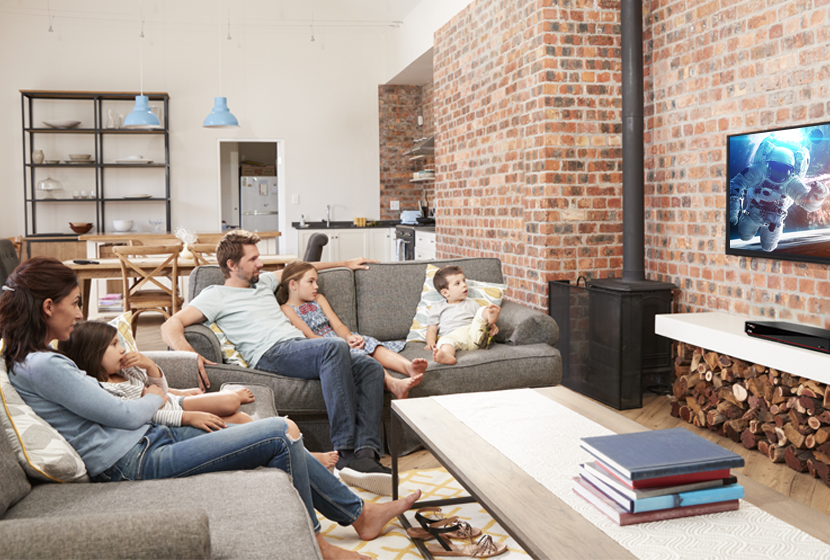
730, 136, 829, 251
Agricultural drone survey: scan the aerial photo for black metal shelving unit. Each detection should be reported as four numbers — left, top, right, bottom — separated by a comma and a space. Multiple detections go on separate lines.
21, 90, 171, 237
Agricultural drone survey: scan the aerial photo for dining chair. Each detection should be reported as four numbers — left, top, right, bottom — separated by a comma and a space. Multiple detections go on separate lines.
112, 243, 184, 335
303, 233, 328, 262
188, 243, 218, 266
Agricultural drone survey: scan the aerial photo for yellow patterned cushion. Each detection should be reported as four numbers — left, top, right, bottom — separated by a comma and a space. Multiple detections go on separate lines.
107, 311, 139, 352
406, 264, 507, 342
0, 346, 89, 483
209, 323, 249, 368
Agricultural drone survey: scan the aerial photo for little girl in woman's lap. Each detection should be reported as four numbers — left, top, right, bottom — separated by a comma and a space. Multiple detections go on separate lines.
60, 320, 339, 468
277, 261, 426, 399
60, 321, 255, 430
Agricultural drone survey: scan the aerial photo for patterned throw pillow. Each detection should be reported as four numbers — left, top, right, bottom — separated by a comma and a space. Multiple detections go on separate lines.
107, 311, 139, 352
209, 323, 249, 368
406, 264, 507, 342
0, 348, 90, 483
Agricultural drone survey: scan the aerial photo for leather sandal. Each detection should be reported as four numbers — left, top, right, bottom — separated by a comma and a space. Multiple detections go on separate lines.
406, 507, 482, 541
426, 534, 508, 558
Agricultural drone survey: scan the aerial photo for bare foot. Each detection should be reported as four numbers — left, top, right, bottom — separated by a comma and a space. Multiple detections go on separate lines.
405, 358, 428, 377
316, 534, 370, 560
386, 373, 423, 400
352, 489, 422, 541
234, 388, 255, 404
312, 451, 339, 469
432, 346, 456, 365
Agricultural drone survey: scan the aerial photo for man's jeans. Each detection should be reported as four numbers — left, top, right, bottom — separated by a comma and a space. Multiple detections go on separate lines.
256, 337, 385, 454
91, 419, 363, 533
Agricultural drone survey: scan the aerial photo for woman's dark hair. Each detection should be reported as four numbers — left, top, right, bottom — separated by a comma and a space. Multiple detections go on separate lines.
276, 260, 316, 305
0, 257, 79, 372
57, 321, 117, 383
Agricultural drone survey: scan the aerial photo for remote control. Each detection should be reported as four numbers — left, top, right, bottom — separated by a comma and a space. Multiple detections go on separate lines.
72, 259, 100, 265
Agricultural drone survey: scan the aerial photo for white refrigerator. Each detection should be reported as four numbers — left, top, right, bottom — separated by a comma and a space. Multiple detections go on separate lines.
239, 176, 279, 232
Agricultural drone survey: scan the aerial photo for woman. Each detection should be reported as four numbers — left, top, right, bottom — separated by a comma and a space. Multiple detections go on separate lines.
0, 257, 419, 560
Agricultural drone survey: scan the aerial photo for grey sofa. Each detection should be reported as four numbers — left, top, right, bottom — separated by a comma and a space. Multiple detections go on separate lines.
0, 352, 321, 560
183, 258, 562, 454
185, 258, 562, 453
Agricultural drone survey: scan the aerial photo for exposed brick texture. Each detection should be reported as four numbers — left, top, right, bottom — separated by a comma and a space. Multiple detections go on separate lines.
644, 0, 830, 328
434, 0, 623, 308
378, 84, 435, 220
431, 0, 830, 329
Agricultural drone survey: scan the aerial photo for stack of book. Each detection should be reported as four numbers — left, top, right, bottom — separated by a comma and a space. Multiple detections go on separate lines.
98, 293, 124, 313
574, 427, 745, 526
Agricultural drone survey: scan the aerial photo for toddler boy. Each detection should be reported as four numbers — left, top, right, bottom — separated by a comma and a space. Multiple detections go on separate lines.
425, 265, 500, 365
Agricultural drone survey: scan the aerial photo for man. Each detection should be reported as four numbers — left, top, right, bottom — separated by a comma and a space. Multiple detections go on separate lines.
162, 230, 391, 494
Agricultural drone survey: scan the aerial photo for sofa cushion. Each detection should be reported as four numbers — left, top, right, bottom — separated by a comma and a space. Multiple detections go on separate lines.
317, 268, 358, 332
354, 258, 505, 340
188, 265, 225, 302
0, 429, 30, 517
5, 469, 322, 560
209, 323, 249, 367
0, 509, 211, 559
108, 311, 138, 352
405, 264, 507, 342
0, 357, 89, 483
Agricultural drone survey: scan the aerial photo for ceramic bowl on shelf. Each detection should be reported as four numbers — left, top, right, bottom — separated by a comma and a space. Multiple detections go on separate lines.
113, 220, 133, 232
69, 222, 93, 234
42, 120, 81, 129
69, 154, 92, 161
44, 159, 60, 164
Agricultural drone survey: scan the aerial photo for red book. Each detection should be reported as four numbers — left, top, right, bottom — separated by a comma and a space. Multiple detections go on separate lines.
595, 460, 732, 490
572, 477, 740, 526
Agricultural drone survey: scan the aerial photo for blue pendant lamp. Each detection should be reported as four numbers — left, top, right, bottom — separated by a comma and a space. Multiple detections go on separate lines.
204, 2, 239, 128
123, 1, 160, 129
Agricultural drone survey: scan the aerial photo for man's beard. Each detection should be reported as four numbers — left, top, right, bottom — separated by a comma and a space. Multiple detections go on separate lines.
236, 269, 259, 286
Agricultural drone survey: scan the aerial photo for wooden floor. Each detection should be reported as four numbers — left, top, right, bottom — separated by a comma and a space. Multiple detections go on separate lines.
134, 315, 830, 518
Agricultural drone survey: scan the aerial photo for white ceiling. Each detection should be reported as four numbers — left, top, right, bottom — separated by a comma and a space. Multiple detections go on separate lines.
0, 0, 434, 84
0, 0, 424, 27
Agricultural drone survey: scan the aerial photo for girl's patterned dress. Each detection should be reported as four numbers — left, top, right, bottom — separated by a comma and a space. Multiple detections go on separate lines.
291, 301, 405, 355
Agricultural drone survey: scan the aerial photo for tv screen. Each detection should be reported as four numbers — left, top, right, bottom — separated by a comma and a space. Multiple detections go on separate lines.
726, 122, 830, 265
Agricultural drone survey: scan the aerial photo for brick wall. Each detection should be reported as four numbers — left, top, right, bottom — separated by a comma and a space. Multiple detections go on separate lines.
433, 0, 830, 328
433, 0, 624, 307
644, 0, 830, 328
378, 83, 435, 220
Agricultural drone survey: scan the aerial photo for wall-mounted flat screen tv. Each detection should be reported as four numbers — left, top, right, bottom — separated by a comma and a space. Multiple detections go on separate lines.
727, 122, 830, 265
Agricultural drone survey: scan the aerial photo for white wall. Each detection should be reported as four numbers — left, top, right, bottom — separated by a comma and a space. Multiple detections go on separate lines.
383, 0, 474, 84
0, 1, 394, 255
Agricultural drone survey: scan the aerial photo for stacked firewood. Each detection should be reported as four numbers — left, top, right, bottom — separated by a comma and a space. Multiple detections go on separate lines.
670, 341, 830, 488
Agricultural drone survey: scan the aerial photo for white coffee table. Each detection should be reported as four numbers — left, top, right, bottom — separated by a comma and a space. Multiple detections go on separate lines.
391, 387, 830, 559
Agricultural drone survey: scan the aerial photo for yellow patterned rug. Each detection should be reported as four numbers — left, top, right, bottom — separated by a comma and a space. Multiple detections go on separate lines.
318, 468, 529, 558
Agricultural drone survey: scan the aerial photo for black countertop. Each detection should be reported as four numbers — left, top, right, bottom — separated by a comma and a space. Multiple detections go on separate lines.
292, 220, 435, 231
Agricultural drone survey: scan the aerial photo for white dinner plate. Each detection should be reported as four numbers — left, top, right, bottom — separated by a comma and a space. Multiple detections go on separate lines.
122, 194, 153, 199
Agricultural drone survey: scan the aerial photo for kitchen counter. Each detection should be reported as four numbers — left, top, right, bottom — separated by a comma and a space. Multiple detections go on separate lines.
291, 220, 400, 230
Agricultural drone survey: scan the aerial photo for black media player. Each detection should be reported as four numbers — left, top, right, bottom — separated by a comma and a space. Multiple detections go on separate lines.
745, 320, 830, 354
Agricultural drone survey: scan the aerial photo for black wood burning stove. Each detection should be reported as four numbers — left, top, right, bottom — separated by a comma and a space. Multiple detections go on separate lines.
547, 0, 677, 409
548, 279, 674, 410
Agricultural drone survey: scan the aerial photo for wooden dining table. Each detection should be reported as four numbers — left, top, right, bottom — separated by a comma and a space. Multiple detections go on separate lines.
65, 253, 296, 318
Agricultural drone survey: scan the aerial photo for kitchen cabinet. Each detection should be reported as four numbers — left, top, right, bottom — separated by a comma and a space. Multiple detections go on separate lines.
415, 230, 436, 260
297, 228, 394, 262
21, 90, 170, 238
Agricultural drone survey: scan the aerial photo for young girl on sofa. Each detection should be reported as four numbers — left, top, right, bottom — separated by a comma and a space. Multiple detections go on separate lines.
277, 261, 427, 399
59, 320, 341, 467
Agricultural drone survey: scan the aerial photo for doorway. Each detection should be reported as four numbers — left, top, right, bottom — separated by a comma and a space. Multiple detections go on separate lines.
217, 139, 287, 254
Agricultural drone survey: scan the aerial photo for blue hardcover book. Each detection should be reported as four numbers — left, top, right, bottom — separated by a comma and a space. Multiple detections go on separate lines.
580, 428, 745, 481
580, 468, 744, 513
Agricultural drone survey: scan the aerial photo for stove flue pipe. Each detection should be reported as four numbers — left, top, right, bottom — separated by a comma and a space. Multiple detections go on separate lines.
621, 0, 645, 283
